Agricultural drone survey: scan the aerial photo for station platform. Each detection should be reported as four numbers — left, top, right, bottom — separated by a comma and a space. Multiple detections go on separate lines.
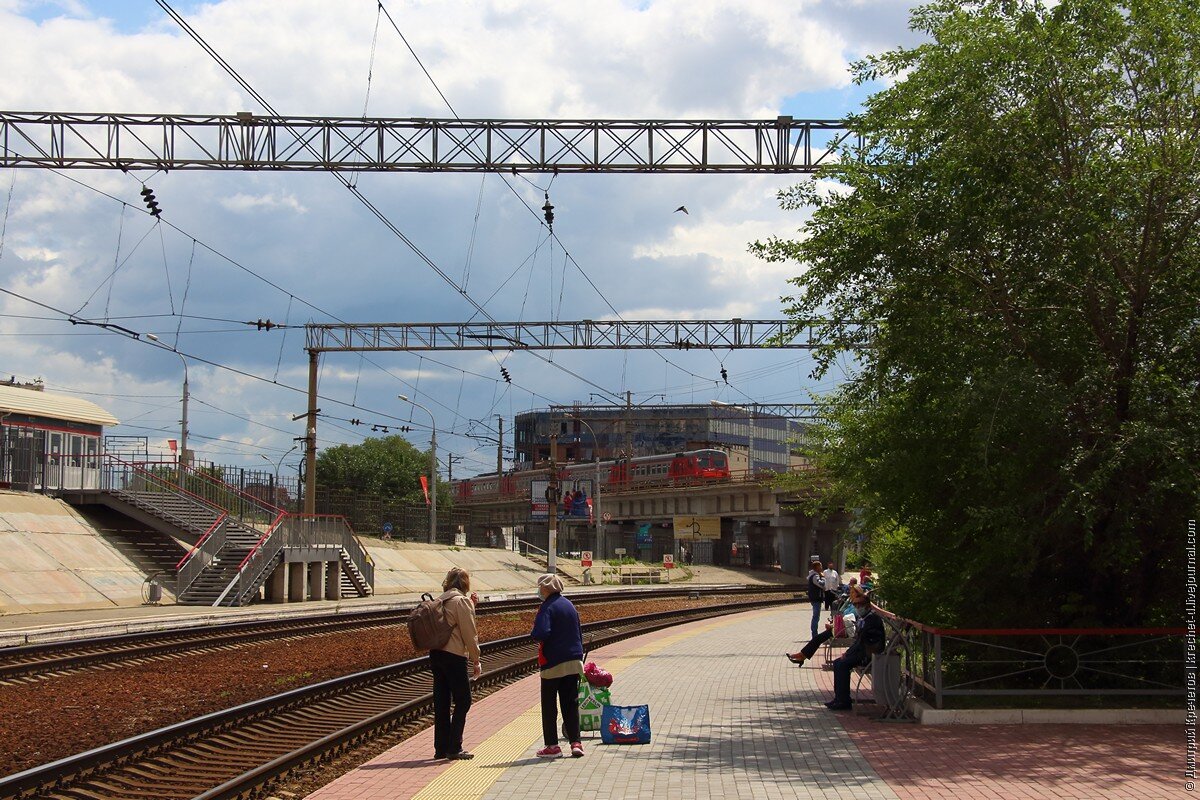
307, 606, 1184, 800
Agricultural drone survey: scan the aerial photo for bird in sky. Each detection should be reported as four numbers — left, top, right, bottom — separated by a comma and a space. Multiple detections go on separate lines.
674, 205, 688, 214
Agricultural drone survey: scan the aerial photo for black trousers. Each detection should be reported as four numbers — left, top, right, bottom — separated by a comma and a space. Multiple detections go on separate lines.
824, 590, 837, 610
799, 629, 833, 659
430, 649, 472, 756
541, 673, 581, 747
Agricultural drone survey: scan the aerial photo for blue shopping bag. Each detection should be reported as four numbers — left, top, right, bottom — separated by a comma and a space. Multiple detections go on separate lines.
600, 704, 651, 745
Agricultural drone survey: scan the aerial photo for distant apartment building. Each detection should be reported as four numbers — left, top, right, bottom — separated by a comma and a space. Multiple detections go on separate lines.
512, 402, 806, 474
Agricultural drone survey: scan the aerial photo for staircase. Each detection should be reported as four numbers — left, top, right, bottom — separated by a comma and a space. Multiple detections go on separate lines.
516, 540, 583, 585
175, 522, 264, 605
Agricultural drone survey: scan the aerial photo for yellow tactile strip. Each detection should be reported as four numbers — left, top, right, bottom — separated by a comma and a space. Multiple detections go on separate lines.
410, 610, 777, 800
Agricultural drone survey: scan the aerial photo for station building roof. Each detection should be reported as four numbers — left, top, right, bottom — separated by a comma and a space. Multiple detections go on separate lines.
0, 384, 119, 427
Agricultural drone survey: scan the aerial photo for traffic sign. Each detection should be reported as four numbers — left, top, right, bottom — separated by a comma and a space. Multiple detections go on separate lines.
663, 553, 675, 569
581, 551, 593, 568
382, 522, 393, 534
602, 511, 612, 522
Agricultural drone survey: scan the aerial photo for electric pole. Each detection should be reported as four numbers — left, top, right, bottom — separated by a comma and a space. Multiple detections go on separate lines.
548, 432, 558, 574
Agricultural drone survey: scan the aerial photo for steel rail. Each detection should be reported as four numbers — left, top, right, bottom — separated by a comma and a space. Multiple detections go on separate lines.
0, 585, 801, 683
0, 596, 792, 800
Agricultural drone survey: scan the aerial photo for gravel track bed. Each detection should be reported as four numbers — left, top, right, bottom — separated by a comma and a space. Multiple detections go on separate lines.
0, 594, 769, 777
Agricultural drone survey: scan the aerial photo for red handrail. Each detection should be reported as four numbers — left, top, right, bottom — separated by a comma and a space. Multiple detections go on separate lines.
177, 461, 285, 515
106, 454, 226, 509
174, 513, 228, 571
236, 511, 287, 570
875, 607, 1189, 636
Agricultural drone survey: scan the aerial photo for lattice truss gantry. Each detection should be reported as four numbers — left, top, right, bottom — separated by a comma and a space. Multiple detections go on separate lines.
304, 319, 835, 352
0, 112, 855, 173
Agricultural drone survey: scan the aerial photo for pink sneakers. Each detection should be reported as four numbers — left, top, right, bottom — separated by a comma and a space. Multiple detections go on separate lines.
536, 745, 563, 758
570, 741, 584, 758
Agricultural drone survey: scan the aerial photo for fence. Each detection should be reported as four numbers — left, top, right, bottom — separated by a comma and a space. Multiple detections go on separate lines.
875, 609, 1189, 709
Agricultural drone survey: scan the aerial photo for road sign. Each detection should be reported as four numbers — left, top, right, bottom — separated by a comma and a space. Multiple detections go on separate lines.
602, 511, 612, 522
581, 551, 593, 568
382, 522, 393, 534
663, 554, 675, 569
614, 547, 626, 556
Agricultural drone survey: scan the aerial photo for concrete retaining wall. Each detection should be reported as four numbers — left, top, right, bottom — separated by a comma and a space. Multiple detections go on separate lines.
0, 491, 149, 614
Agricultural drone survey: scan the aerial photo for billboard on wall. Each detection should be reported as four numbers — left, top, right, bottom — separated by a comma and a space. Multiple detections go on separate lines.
672, 515, 722, 540
531, 479, 595, 521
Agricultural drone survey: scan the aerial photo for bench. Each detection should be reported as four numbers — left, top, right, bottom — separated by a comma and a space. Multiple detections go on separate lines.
618, 567, 664, 584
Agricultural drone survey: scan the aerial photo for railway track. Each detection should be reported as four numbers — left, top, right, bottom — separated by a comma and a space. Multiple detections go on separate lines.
0, 585, 800, 685
0, 595, 790, 800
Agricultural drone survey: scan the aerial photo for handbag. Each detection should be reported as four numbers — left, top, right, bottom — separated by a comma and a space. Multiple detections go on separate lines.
600, 704, 651, 745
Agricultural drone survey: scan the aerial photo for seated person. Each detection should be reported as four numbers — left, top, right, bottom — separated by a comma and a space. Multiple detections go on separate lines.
823, 591, 884, 711
786, 587, 862, 665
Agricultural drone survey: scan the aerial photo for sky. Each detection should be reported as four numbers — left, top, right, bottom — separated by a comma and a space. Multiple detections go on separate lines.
0, 0, 923, 480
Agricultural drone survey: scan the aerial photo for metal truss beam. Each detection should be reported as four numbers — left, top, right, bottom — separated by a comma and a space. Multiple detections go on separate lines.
0, 112, 854, 173
305, 320, 831, 352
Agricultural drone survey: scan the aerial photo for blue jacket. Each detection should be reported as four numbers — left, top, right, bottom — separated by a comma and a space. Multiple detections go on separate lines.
531, 592, 584, 669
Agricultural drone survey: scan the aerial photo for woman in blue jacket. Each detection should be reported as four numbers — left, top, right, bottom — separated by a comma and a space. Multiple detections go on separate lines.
531, 573, 585, 758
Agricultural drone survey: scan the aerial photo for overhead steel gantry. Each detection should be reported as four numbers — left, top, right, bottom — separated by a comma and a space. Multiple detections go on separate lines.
0, 110, 855, 513
305, 319, 830, 352
0, 112, 854, 173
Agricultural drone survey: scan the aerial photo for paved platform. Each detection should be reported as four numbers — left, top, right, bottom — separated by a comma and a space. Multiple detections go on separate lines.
306, 606, 1187, 800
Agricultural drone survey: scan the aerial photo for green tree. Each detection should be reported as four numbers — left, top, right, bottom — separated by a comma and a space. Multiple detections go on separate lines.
756, 0, 1199, 627
316, 435, 430, 505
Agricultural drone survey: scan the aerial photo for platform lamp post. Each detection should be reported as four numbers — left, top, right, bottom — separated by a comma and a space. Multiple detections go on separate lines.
566, 414, 604, 561
145, 335, 187, 471
260, 445, 297, 510
399, 395, 437, 544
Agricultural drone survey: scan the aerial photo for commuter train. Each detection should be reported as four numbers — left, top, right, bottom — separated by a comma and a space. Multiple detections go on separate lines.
453, 448, 731, 502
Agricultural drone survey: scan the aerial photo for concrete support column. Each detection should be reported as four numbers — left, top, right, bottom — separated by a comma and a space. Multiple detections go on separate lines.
325, 561, 342, 600
266, 562, 288, 603
287, 561, 307, 602
307, 561, 325, 601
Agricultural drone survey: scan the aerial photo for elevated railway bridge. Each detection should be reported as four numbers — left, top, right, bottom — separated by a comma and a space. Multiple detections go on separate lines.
452, 469, 849, 575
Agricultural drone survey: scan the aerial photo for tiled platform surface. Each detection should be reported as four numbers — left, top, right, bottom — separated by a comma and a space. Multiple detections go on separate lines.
306, 607, 1188, 800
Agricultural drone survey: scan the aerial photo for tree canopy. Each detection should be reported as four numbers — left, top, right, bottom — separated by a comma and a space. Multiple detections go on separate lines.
316, 435, 431, 505
756, 0, 1199, 627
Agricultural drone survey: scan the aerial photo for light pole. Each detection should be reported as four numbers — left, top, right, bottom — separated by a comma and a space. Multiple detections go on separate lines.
146, 335, 188, 469
260, 445, 298, 509
399, 395, 437, 544
565, 414, 604, 561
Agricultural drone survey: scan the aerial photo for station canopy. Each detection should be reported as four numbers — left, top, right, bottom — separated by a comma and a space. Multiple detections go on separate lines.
0, 384, 119, 427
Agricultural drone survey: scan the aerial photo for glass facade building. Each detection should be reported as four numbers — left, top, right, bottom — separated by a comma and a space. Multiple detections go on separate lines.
513, 402, 806, 473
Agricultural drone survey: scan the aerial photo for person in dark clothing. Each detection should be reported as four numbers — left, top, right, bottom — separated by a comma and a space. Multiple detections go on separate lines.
531, 573, 586, 758
805, 560, 827, 638
825, 591, 886, 711
430, 567, 481, 760
787, 585, 862, 665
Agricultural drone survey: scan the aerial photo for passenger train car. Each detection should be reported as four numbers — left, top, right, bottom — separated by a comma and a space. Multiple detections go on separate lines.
453, 448, 730, 502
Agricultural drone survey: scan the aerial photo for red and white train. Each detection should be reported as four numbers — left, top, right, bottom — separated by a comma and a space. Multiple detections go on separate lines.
453, 448, 731, 502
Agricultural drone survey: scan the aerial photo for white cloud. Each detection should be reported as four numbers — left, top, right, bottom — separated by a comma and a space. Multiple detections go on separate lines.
221, 192, 308, 214
0, 0, 918, 471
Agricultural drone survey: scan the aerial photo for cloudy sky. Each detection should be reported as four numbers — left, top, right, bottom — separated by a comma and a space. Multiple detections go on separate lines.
0, 0, 922, 479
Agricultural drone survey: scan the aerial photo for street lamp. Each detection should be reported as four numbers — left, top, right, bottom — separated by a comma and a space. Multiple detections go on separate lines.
565, 413, 604, 562
145, 335, 188, 468
260, 445, 298, 510
399, 395, 437, 544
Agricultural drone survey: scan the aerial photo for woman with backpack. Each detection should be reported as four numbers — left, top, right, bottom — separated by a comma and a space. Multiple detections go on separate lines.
531, 573, 586, 759
430, 567, 481, 760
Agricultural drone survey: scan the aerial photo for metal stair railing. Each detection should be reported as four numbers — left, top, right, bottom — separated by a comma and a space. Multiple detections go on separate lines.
102, 455, 224, 537
213, 511, 288, 607
214, 513, 375, 606
174, 514, 229, 597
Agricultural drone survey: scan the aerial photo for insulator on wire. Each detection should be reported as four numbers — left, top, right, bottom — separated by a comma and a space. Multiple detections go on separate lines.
140, 185, 161, 217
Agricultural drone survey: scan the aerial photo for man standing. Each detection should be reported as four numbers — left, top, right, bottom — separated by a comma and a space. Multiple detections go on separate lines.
822, 562, 841, 610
